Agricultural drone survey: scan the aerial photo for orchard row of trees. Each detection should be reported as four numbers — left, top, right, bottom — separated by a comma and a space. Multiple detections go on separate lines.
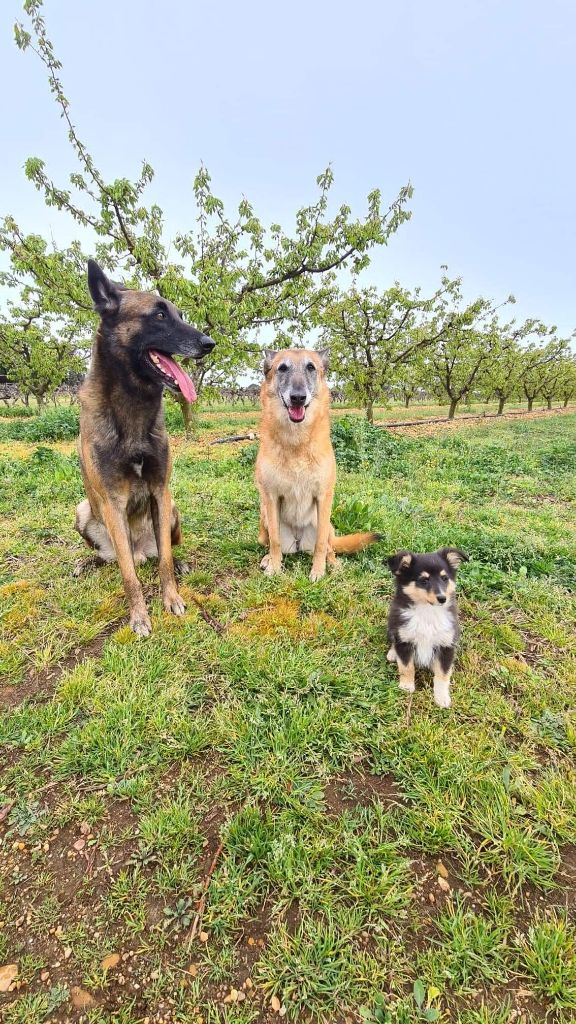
0, 1, 574, 421
322, 282, 576, 421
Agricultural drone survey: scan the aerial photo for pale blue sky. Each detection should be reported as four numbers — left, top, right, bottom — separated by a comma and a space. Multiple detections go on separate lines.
1, 0, 574, 337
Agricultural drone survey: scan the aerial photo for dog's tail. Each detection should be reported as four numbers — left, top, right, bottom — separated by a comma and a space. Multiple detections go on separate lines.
332, 532, 382, 554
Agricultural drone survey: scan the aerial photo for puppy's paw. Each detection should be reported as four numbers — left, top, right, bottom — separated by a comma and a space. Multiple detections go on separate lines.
433, 681, 451, 708
130, 610, 152, 637
386, 647, 397, 663
309, 562, 326, 582
163, 589, 186, 616
328, 556, 342, 573
398, 679, 416, 694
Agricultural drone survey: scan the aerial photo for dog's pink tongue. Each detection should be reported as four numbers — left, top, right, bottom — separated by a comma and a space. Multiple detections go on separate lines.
152, 351, 197, 403
288, 406, 306, 422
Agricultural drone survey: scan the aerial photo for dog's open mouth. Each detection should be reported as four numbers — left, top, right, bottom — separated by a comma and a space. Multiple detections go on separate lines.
148, 351, 197, 403
288, 405, 306, 423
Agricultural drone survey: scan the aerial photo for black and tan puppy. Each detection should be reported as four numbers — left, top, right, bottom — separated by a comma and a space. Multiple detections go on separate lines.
386, 548, 468, 707
75, 260, 215, 636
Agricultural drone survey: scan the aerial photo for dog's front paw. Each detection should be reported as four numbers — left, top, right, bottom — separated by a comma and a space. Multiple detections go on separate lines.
260, 554, 283, 576
433, 680, 451, 708
309, 562, 326, 582
130, 610, 152, 637
398, 679, 416, 694
386, 647, 397, 663
163, 589, 186, 616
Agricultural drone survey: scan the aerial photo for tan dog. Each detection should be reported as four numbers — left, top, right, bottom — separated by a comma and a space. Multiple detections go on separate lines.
255, 348, 380, 581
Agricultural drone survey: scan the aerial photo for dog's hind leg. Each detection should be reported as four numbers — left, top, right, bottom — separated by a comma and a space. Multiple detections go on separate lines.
170, 503, 183, 547
74, 499, 117, 564
168, 504, 189, 575
310, 487, 334, 582
386, 647, 397, 663
432, 647, 454, 709
326, 524, 341, 572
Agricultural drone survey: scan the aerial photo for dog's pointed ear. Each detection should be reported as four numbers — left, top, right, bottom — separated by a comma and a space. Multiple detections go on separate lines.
438, 548, 469, 570
88, 259, 121, 316
317, 348, 330, 371
263, 350, 276, 375
387, 551, 413, 575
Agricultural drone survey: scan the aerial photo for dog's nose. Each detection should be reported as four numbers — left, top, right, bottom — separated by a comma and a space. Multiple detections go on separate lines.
200, 334, 215, 354
436, 594, 447, 604
289, 391, 307, 407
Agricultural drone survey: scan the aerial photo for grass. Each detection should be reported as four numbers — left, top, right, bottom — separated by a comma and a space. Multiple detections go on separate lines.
0, 408, 575, 1022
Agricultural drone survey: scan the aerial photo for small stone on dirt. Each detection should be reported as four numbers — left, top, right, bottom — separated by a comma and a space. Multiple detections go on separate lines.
0, 964, 18, 992
271, 995, 281, 1012
101, 953, 121, 971
199, 931, 209, 943
437, 859, 449, 878
187, 964, 198, 977
437, 875, 451, 892
73, 838, 86, 851
71, 986, 97, 1009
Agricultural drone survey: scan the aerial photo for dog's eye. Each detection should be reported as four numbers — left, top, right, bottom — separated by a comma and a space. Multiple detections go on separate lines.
440, 572, 448, 580
278, 363, 289, 372
306, 362, 316, 372
156, 311, 166, 320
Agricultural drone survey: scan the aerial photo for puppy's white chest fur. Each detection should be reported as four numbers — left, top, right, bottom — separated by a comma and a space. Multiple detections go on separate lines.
398, 604, 455, 667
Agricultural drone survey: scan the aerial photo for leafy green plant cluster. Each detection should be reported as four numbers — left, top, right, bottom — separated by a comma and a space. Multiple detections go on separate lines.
0, 403, 36, 418
0, 406, 80, 441
331, 416, 410, 475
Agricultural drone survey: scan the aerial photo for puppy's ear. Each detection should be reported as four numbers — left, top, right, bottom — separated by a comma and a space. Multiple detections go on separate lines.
87, 259, 121, 317
438, 548, 469, 571
317, 348, 330, 371
263, 350, 276, 375
387, 551, 413, 575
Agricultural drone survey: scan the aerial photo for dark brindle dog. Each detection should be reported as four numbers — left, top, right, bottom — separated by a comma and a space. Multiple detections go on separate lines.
75, 260, 215, 636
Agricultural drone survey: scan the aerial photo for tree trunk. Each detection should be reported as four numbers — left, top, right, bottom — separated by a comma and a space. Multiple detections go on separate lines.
176, 394, 197, 437
448, 399, 458, 419
497, 396, 505, 415
564, 397, 569, 408
36, 393, 45, 411
404, 396, 410, 408
546, 397, 552, 410
527, 397, 533, 412
366, 398, 374, 425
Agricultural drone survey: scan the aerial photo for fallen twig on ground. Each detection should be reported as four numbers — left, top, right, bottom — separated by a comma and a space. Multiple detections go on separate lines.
209, 432, 257, 445
189, 594, 226, 634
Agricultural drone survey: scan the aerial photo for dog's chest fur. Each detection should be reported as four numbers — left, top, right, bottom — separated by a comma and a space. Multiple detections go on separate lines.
398, 603, 456, 666
258, 450, 332, 528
